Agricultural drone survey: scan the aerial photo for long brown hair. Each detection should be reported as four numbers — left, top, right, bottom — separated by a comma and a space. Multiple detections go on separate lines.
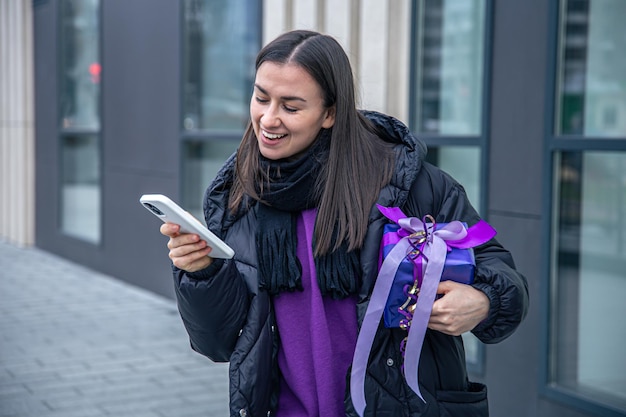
230, 30, 395, 256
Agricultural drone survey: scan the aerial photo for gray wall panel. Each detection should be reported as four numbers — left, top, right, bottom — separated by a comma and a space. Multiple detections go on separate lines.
480, 214, 540, 416
101, 0, 181, 298
102, 0, 180, 175
481, 0, 553, 415
488, 0, 548, 217
103, 171, 177, 299
35, 0, 182, 299
34, 1, 59, 250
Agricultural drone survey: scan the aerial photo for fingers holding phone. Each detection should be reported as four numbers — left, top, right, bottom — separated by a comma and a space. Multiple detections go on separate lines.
141, 194, 234, 260
140, 194, 235, 272
160, 223, 214, 272
159, 222, 181, 238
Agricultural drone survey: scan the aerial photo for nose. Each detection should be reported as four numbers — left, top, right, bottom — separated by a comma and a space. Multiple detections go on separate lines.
260, 103, 281, 129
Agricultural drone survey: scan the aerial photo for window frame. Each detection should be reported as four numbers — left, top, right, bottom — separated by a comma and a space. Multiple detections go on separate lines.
540, 1, 626, 416
56, 0, 103, 246
178, 0, 263, 210
408, 0, 494, 376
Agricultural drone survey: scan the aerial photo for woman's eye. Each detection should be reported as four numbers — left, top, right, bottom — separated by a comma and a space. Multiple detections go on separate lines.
255, 96, 269, 103
283, 105, 297, 113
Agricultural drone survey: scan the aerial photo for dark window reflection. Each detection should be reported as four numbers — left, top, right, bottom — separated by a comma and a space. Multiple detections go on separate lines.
59, 0, 100, 130
414, 0, 485, 135
556, 0, 626, 137
181, 140, 238, 221
180, 0, 261, 214
59, 0, 101, 243
552, 151, 626, 409
60, 134, 101, 243
182, 0, 260, 131
558, 0, 589, 135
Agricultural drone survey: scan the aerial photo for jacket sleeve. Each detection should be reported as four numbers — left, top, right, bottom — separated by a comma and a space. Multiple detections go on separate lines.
172, 258, 250, 362
404, 162, 529, 344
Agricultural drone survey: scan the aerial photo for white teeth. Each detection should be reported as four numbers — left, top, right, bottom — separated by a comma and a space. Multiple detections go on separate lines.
263, 130, 287, 139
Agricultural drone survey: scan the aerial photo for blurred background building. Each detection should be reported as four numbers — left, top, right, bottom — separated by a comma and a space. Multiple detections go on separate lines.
1, 0, 625, 416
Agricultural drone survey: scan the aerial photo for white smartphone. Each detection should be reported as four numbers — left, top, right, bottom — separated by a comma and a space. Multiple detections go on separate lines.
140, 194, 235, 259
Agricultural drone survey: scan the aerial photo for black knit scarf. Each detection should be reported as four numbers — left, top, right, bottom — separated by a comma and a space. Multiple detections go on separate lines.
255, 129, 360, 299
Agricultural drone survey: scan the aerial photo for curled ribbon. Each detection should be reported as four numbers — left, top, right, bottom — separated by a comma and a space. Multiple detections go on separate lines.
350, 205, 497, 416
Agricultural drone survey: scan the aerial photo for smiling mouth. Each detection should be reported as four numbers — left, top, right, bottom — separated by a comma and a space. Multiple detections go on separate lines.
262, 130, 287, 140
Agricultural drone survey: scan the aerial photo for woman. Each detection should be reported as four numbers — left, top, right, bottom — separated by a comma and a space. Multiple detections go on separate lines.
161, 30, 528, 417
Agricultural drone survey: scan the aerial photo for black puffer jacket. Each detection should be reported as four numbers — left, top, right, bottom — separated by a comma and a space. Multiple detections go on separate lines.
172, 111, 529, 417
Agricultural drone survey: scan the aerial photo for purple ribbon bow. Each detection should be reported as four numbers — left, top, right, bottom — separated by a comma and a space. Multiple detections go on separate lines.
350, 205, 497, 416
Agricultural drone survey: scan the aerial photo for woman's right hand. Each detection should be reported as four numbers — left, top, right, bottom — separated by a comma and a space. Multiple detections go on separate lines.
160, 223, 214, 272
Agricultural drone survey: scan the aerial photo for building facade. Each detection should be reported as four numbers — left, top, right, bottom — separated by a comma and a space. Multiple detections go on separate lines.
0, 0, 35, 247
1, 0, 625, 416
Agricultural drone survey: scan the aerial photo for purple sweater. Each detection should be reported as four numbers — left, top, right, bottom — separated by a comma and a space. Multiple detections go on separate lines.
273, 209, 358, 417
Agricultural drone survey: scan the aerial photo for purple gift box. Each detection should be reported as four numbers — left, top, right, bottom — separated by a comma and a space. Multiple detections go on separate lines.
380, 222, 476, 328
351, 206, 497, 411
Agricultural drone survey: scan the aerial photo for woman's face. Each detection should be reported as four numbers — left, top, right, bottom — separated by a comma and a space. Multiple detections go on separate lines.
250, 61, 335, 160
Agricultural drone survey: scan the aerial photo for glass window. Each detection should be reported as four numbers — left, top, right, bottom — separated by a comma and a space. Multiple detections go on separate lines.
551, 151, 626, 410
412, 0, 489, 372
428, 146, 482, 368
550, 0, 626, 413
60, 135, 101, 243
181, 0, 261, 213
182, 0, 260, 132
181, 140, 239, 222
413, 0, 485, 135
59, 0, 101, 244
556, 0, 626, 137
59, 0, 101, 130
426, 146, 481, 211
412, 0, 487, 214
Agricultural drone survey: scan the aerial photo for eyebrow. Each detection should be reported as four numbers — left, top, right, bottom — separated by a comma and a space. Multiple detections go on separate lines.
254, 84, 307, 103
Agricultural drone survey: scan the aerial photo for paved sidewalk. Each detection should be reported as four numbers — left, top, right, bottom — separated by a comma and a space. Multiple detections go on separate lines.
0, 240, 229, 417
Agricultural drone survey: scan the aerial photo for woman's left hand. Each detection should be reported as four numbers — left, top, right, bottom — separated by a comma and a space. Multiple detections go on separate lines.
428, 281, 489, 336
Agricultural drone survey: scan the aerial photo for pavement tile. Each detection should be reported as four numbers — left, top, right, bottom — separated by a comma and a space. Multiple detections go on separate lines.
0, 395, 52, 417
0, 240, 229, 417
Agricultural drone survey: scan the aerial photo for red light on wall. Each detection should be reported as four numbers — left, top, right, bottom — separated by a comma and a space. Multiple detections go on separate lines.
89, 62, 101, 83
